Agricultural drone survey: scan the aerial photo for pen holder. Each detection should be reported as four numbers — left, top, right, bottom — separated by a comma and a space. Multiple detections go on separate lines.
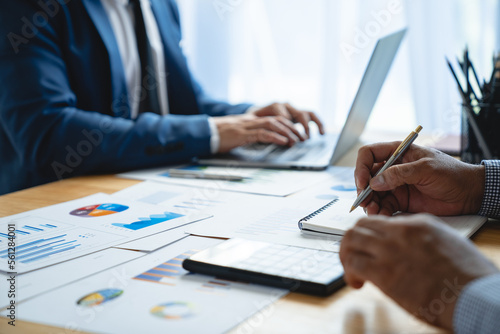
461, 103, 500, 163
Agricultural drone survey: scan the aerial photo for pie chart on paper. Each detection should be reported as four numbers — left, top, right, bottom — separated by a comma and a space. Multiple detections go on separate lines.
77, 289, 124, 307
70, 203, 129, 218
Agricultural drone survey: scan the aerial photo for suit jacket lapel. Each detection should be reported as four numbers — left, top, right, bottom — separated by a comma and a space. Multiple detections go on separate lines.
82, 0, 131, 118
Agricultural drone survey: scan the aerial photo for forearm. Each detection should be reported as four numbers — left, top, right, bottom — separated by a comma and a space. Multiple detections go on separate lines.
1, 101, 212, 193
30, 111, 212, 177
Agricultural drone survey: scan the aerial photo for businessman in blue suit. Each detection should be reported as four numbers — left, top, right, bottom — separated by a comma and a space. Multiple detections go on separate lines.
0, 0, 323, 195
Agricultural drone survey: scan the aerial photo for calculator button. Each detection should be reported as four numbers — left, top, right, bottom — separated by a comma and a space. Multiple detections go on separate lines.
269, 244, 288, 251
276, 250, 297, 257
275, 261, 291, 270
250, 253, 268, 259
265, 267, 284, 275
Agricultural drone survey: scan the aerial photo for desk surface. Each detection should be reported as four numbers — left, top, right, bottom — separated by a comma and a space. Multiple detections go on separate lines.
1, 146, 500, 334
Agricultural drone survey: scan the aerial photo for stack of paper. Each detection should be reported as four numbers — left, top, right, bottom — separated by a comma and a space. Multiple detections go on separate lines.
0, 193, 209, 273
2, 237, 287, 334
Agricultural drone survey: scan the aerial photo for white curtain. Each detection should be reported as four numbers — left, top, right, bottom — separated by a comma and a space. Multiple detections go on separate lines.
177, 0, 499, 138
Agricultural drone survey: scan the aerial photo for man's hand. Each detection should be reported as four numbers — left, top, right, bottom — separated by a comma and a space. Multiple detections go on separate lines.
355, 142, 485, 216
214, 114, 306, 153
340, 214, 498, 329
250, 103, 325, 138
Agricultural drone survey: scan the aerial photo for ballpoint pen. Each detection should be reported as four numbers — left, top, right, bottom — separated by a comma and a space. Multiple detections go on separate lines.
349, 125, 423, 213
168, 169, 250, 181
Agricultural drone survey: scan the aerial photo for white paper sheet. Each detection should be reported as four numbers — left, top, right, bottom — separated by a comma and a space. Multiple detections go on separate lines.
184, 166, 487, 250
187, 167, 361, 252
0, 248, 145, 309
113, 227, 190, 252
0, 193, 209, 273
113, 180, 286, 219
118, 164, 332, 196
112, 181, 288, 250
6, 236, 287, 334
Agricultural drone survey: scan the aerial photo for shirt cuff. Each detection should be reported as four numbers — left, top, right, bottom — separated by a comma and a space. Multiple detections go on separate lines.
453, 273, 500, 334
208, 117, 219, 154
245, 105, 260, 114
478, 160, 500, 218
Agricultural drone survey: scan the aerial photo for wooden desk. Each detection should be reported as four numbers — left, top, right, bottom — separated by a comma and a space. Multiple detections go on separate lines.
1, 150, 500, 334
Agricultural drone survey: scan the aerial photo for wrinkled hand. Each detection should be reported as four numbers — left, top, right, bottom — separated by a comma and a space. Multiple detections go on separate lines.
214, 114, 305, 153
340, 214, 498, 329
250, 103, 325, 138
354, 142, 485, 216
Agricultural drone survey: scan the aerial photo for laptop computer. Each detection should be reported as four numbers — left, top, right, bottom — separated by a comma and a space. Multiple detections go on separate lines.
198, 28, 407, 170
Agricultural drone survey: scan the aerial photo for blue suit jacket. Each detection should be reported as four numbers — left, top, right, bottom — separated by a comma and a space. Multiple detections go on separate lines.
0, 0, 250, 195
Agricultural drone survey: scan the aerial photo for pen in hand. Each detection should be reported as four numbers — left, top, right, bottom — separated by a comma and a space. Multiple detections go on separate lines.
350, 125, 423, 213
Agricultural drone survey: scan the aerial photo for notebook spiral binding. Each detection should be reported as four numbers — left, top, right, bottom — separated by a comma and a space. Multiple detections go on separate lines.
298, 198, 339, 229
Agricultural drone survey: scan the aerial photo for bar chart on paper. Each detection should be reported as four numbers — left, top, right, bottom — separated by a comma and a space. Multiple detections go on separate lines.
133, 249, 237, 296
112, 212, 184, 231
133, 249, 198, 286
0, 193, 210, 273
0, 216, 125, 273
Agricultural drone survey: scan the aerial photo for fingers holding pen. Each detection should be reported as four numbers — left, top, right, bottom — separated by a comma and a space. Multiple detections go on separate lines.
354, 142, 402, 193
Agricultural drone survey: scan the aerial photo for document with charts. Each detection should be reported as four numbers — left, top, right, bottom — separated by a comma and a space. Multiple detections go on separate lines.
0, 248, 144, 309
112, 181, 288, 251
0, 193, 209, 273
5, 236, 287, 334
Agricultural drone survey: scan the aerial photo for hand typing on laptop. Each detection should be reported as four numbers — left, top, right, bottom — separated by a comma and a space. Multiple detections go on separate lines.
201, 29, 407, 169
214, 102, 324, 153
248, 102, 325, 139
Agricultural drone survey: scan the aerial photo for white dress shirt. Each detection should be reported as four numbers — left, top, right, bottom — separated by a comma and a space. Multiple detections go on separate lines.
101, 0, 220, 152
101, 0, 169, 118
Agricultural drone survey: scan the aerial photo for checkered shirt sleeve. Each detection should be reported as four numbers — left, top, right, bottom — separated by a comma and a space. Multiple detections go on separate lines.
453, 160, 500, 333
477, 160, 500, 218
453, 273, 500, 334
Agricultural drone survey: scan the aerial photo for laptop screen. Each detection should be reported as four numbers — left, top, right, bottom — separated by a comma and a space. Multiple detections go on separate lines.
330, 28, 407, 165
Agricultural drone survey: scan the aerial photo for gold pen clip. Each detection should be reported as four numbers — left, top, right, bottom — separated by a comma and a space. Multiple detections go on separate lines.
394, 125, 422, 156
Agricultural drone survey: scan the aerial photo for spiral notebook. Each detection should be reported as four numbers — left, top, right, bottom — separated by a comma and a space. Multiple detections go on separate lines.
297, 198, 488, 238
298, 198, 365, 236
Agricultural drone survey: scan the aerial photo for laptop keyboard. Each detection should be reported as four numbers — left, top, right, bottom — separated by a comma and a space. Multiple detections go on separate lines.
239, 140, 327, 162
238, 143, 283, 161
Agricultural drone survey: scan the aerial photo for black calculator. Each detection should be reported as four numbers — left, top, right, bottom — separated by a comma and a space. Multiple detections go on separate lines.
182, 238, 344, 296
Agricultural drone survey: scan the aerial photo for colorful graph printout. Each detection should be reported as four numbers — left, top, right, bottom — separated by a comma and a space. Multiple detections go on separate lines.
70, 204, 129, 218
133, 250, 235, 296
0, 193, 209, 273
112, 212, 184, 231
133, 250, 197, 285
150, 301, 196, 320
77, 289, 124, 307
